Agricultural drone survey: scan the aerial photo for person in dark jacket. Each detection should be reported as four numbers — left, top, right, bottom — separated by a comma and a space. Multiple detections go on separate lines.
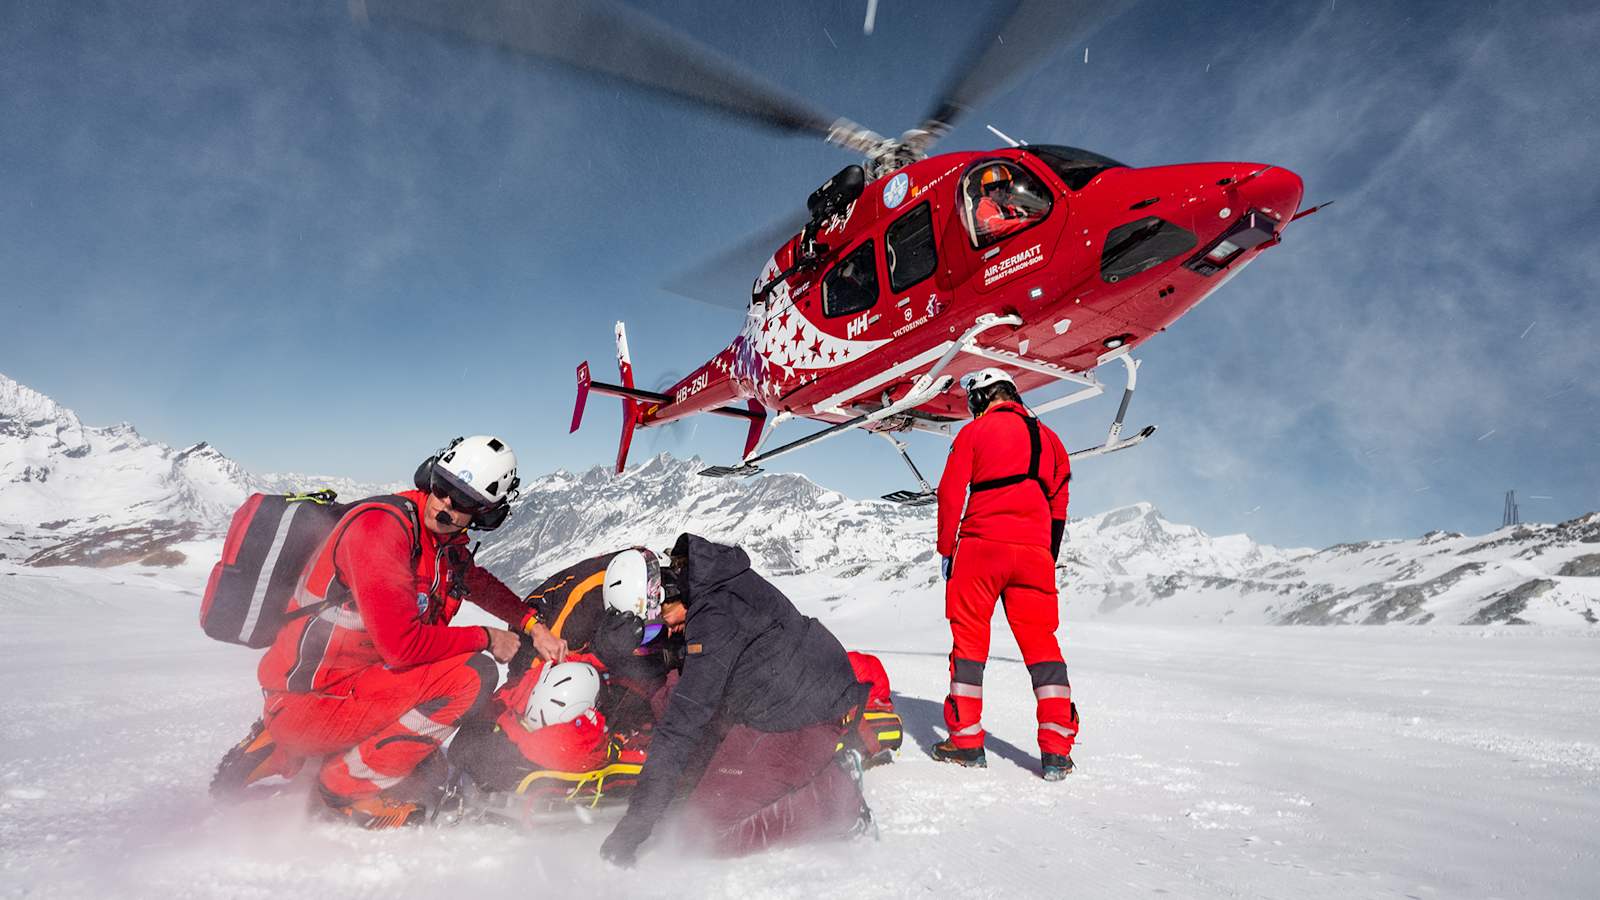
599, 534, 871, 865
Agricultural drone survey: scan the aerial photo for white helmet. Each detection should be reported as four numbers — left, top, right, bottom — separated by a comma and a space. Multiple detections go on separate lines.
521, 661, 602, 731
434, 435, 520, 506
603, 548, 664, 622
960, 367, 1016, 416
959, 367, 1014, 394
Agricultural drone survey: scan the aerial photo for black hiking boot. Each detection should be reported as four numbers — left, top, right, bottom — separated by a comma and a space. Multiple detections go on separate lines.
931, 740, 988, 768
211, 719, 294, 800
1041, 752, 1075, 781
845, 801, 879, 841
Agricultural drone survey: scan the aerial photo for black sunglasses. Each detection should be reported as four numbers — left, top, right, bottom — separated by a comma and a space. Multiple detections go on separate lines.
429, 470, 490, 515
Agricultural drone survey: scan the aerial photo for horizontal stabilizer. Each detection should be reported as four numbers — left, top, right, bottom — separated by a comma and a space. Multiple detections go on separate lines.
590, 380, 672, 405
591, 380, 762, 423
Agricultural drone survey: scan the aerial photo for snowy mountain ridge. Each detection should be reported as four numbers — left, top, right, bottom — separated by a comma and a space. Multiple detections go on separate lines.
477, 455, 1600, 627
4, 372, 1596, 625
0, 372, 397, 561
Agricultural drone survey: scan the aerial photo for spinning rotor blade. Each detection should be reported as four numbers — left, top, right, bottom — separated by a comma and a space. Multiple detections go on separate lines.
904, 0, 1132, 155
356, 0, 886, 153
661, 216, 804, 311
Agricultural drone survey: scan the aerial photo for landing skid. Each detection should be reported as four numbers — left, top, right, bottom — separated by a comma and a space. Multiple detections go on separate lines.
881, 489, 937, 506
699, 463, 762, 478
1065, 353, 1154, 461
878, 351, 1157, 503
1072, 423, 1157, 459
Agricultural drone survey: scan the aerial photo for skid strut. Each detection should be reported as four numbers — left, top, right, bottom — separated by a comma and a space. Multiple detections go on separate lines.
1069, 353, 1156, 460
878, 432, 937, 506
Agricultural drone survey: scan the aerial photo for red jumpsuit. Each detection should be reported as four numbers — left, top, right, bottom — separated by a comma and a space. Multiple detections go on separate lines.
447, 653, 644, 805
976, 194, 1031, 241
936, 401, 1079, 756
492, 655, 612, 773
256, 490, 535, 801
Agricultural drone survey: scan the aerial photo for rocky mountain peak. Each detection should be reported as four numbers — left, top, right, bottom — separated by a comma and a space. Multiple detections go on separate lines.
0, 372, 90, 452
0, 372, 394, 562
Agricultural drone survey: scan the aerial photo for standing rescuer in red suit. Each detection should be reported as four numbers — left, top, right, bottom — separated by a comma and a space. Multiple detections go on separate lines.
935, 369, 1080, 780
212, 435, 569, 828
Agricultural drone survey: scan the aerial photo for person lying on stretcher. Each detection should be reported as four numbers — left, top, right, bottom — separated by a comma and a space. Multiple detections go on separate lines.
446, 545, 906, 824
446, 548, 679, 818
447, 652, 649, 818
447, 646, 907, 818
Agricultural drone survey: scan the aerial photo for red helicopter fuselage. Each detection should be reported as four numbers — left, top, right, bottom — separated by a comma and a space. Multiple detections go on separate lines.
631, 146, 1303, 446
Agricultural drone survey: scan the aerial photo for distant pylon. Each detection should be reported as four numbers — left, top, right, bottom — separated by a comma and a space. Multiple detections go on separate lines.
1502, 490, 1520, 528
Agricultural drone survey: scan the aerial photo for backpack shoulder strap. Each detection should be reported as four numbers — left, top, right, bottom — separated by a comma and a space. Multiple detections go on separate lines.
359, 494, 423, 562
283, 495, 422, 623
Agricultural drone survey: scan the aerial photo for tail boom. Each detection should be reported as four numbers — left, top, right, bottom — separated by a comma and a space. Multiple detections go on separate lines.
570, 324, 767, 474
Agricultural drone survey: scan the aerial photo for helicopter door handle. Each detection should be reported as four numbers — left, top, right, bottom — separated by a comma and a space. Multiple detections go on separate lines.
982, 247, 1001, 260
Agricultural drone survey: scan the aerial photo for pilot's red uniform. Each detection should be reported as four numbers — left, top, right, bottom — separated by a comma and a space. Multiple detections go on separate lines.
976, 195, 1031, 240
936, 400, 1078, 756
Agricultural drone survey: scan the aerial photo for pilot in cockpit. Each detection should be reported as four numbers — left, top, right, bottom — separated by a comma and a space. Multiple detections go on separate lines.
974, 164, 1036, 241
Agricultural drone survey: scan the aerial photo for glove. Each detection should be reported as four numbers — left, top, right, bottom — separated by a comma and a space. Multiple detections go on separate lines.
599, 829, 640, 868
1050, 519, 1065, 559
941, 556, 952, 580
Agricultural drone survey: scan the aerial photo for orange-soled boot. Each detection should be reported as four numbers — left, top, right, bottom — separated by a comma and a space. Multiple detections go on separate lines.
318, 786, 427, 830
211, 719, 302, 799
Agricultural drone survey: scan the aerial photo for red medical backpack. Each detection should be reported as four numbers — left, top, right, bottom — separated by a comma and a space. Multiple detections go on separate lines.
199, 491, 415, 648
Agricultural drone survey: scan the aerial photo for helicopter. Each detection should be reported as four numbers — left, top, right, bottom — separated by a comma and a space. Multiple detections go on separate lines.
360, 0, 1324, 505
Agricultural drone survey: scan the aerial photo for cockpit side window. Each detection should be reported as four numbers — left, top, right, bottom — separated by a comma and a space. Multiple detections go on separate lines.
822, 240, 879, 318
962, 161, 1052, 249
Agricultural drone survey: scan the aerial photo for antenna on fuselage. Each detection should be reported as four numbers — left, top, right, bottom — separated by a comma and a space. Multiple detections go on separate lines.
986, 123, 1027, 147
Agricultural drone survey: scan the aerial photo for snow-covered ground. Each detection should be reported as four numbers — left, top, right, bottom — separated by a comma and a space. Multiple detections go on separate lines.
4, 559, 1598, 899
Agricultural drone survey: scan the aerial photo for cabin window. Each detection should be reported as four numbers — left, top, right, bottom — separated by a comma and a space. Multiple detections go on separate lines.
823, 240, 879, 318
961, 161, 1052, 249
1100, 217, 1198, 282
885, 203, 937, 294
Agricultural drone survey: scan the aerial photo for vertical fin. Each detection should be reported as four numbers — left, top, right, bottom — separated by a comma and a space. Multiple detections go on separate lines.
570, 362, 592, 434
614, 322, 638, 474
740, 399, 766, 460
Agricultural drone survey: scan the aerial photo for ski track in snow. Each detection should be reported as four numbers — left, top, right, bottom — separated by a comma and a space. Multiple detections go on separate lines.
3, 563, 1599, 898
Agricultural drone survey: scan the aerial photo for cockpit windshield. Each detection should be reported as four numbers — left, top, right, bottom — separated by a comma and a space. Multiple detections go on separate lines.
1026, 145, 1127, 191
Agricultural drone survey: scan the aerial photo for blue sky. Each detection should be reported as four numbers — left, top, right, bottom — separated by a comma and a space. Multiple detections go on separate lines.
4, 0, 1597, 549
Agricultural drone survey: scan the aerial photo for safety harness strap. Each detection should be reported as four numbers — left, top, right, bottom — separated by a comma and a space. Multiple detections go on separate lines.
969, 408, 1051, 498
